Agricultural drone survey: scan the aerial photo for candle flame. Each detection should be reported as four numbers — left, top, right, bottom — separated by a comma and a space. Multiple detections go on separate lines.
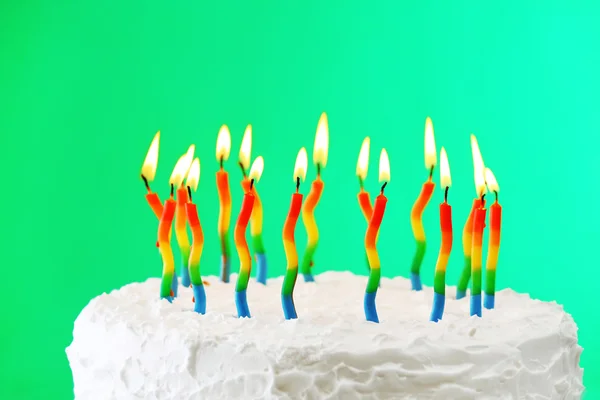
294, 147, 308, 183
471, 134, 487, 197
186, 157, 201, 192
249, 156, 264, 183
141, 131, 160, 181
356, 137, 370, 180
239, 124, 252, 170
440, 147, 451, 188
170, 145, 195, 187
379, 148, 390, 183
216, 125, 231, 162
425, 117, 437, 169
313, 112, 329, 168
485, 167, 499, 193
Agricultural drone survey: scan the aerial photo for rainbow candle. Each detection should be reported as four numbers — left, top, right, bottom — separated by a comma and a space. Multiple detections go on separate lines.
140, 131, 179, 296
300, 112, 329, 282
175, 145, 195, 288
282, 148, 307, 319
238, 126, 268, 284
409, 117, 437, 291
185, 158, 206, 314
158, 195, 176, 301
430, 147, 453, 322
356, 137, 374, 266
484, 168, 502, 310
470, 134, 487, 317
241, 157, 267, 284
234, 184, 256, 318
216, 125, 232, 283
364, 148, 390, 323
456, 198, 484, 299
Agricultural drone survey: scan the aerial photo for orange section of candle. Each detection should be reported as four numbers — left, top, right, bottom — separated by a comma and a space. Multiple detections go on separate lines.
410, 181, 435, 241
146, 192, 164, 218
462, 198, 483, 255
216, 170, 232, 234
357, 190, 373, 221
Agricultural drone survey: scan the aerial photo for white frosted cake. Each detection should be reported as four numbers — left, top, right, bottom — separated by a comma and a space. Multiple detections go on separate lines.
66, 271, 584, 399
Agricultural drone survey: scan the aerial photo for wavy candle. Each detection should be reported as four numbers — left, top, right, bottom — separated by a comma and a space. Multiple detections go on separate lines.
356, 137, 374, 265
456, 198, 484, 299
185, 158, 206, 314
409, 117, 437, 291
174, 145, 195, 288
282, 148, 308, 319
484, 168, 502, 310
216, 125, 232, 283
300, 112, 329, 282
364, 149, 390, 323
430, 148, 453, 322
234, 185, 255, 318
241, 157, 267, 284
470, 134, 487, 317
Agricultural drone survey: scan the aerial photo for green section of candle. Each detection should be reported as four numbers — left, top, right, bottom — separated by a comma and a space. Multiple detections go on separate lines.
471, 269, 482, 295
485, 270, 496, 295
236, 270, 250, 292
252, 234, 266, 254
189, 259, 203, 286
457, 256, 472, 293
160, 272, 174, 298
434, 271, 446, 295
410, 240, 426, 274
366, 268, 381, 293
300, 243, 317, 276
281, 267, 298, 296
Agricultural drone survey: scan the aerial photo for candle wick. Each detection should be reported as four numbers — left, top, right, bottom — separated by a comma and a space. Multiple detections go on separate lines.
317, 163, 321, 177
444, 186, 449, 203
296, 176, 300, 193
239, 162, 247, 178
187, 186, 192, 202
250, 178, 255, 190
481, 193, 486, 205
428, 166, 434, 181
170, 184, 174, 198
141, 174, 151, 192
358, 177, 364, 190
380, 181, 387, 194
494, 190, 499, 203
220, 156, 224, 170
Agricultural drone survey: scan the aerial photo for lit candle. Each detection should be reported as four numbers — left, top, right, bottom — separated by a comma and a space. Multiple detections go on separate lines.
175, 145, 195, 289
455, 197, 484, 299
141, 131, 163, 218
364, 148, 390, 323
356, 137, 373, 247
216, 125, 232, 283
158, 152, 194, 301
239, 126, 268, 284
300, 112, 329, 282
241, 157, 267, 284
281, 148, 308, 319
185, 158, 206, 314
234, 134, 260, 318
484, 168, 502, 309
430, 147, 453, 322
409, 117, 437, 291
470, 134, 487, 317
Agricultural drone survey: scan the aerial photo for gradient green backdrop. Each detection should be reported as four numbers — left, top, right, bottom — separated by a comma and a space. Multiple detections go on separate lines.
1, 1, 597, 398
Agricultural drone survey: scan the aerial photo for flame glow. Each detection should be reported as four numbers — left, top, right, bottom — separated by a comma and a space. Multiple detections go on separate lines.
471, 134, 487, 197
141, 131, 160, 181
379, 148, 390, 183
249, 156, 264, 183
485, 167, 499, 193
216, 125, 231, 162
186, 158, 201, 192
239, 124, 252, 170
313, 112, 329, 168
425, 117, 437, 169
356, 137, 370, 181
440, 147, 451, 188
170, 145, 195, 187
294, 147, 308, 183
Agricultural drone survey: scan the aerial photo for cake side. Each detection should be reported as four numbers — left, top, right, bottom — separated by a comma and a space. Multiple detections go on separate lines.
66, 272, 584, 400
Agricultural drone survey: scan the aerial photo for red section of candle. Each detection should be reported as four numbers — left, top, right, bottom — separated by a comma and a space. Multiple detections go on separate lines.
489, 202, 502, 246
185, 203, 203, 238
235, 193, 255, 243
146, 192, 164, 218
366, 194, 387, 244
158, 199, 176, 243
284, 194, 303, 238
472, 207, 487, 246
440, 202, 453, 247
357, 190, 373, 221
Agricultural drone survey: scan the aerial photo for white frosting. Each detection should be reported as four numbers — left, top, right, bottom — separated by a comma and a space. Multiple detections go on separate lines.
66, 272, 583, 399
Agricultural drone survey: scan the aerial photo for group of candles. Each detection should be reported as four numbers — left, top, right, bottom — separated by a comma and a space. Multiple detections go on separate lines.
140, 113, 502, 323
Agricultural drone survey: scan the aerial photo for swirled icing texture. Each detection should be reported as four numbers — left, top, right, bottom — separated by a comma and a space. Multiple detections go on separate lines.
67, 272, 583, 399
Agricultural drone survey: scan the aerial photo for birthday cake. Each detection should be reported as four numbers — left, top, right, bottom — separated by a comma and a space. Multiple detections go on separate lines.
66, 272, 583, 399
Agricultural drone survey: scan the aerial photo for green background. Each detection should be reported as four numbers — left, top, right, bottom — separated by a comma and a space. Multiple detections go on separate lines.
1, 1, 596, 398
